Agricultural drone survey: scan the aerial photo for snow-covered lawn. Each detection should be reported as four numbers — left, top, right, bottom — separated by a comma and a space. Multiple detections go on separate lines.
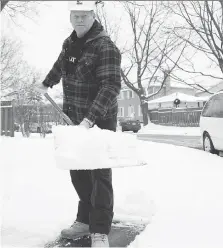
1, 128, 223, 248
139, 123, 201, 136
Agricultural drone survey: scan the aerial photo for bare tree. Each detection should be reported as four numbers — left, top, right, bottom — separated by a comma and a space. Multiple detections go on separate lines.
0, 34, 39, 99
0, 35, 24, 98
0, 33, 45, 136
95, 1, 189, 125
164, 1, 223, 78
1, 0, 41, 26
1, 0, 38, 13
95, 1, 123, 46
13, 70, 45, 137
1, 0, 9, 11
117, 1, 189, 125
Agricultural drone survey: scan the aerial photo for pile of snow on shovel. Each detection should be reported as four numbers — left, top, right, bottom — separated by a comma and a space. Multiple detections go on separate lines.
52, 125, 147, 170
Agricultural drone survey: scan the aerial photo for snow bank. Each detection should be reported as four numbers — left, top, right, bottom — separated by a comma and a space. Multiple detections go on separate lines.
126, 145, 223, 248
139, 123, 201, 136
1, 135, 79, 247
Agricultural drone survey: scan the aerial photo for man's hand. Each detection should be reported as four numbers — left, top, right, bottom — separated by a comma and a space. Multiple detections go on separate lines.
79, 118, 93, 129
34, 83, 48, 95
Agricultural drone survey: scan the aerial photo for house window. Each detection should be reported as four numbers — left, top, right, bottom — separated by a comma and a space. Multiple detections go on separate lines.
122, 91, 125, 99
126, 91, 130, 99
118, 107, 124, 117
127, 90, 134, 99
138, 105, 142, 116
118, 91, 124, 100
128, 105, 135, 117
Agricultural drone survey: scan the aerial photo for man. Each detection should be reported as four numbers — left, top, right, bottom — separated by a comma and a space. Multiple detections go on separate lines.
35, 1, 121, 247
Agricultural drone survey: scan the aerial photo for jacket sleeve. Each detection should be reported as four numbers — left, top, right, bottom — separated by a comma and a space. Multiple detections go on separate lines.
85, 39, 121, 122
42, 40, 67, 88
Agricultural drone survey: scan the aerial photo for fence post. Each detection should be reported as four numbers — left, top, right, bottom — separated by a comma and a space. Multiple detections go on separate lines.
0, 100, 14, 137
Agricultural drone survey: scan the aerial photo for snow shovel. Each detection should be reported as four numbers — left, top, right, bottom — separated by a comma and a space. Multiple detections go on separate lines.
44, 93, 147, 170
44, 93, 73, 125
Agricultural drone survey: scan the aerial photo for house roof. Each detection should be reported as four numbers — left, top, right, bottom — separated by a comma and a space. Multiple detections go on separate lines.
147, 92, 209, 104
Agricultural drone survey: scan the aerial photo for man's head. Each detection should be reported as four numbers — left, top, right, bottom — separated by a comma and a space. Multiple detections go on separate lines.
68, 1, 96, 38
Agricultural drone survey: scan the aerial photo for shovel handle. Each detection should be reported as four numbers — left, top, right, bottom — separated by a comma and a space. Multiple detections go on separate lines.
44, 93, 74, 125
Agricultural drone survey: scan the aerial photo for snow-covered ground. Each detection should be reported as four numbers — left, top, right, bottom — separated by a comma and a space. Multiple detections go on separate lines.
138, 123, 201, 136
1, 125, 223, 248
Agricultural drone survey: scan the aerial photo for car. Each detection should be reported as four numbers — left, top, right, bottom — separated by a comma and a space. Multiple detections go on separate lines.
200, 91, 223, 155
119, 119, 141, 133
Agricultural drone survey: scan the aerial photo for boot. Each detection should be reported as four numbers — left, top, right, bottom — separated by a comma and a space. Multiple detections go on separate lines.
91, 233, 109, 247
61, 221, 89, 239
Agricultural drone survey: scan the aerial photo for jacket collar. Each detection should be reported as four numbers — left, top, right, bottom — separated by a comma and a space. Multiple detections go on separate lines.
70, 20, 109, 44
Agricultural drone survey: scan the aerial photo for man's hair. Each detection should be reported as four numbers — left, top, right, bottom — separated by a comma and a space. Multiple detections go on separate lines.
70, 10, 95, 19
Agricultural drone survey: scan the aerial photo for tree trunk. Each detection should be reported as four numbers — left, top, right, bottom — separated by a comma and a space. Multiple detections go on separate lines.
1, 0, 9, 11
21, 122, 30, 137
141, 102, 150, 126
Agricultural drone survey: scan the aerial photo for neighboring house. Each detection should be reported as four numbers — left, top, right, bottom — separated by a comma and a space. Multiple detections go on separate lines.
117, 87, 142, 121
147, 74, 195, 100
195, 80, 223, 97
117, 74, 196, 122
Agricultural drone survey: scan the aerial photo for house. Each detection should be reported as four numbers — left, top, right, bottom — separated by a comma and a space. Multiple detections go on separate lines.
117, 73, 196, 122
117, 87, 142, 121
146, 73, 196, 100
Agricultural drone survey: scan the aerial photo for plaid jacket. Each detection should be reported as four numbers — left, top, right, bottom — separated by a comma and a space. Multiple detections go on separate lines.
42, 21, 121, 125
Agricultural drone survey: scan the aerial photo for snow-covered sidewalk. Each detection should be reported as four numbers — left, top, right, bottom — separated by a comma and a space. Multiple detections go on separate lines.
138, 123, 201, 136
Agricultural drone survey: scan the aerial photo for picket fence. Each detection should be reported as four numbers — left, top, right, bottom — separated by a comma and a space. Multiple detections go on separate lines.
149, 107, 202, 127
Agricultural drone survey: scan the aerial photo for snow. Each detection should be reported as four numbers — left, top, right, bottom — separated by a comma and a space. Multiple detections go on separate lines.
53, 125, 147, 170
1, 126, 223, 248
139, 122, 201, 136
196, 95, 211, 101
147, 92, 208, 104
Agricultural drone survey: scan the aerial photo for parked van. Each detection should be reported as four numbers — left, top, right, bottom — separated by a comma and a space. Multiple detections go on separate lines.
200, 91, 223, 155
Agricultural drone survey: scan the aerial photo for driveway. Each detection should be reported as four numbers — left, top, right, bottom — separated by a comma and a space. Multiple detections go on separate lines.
137, 133, 202, 150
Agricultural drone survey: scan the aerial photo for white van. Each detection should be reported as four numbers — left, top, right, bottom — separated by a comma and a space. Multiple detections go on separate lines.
200, 91, 223, 155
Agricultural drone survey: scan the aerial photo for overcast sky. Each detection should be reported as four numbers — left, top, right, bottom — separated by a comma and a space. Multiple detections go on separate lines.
2, 0, 222, 96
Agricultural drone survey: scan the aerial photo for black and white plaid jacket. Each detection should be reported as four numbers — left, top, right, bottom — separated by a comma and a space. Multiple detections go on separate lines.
42, 20, 121, 125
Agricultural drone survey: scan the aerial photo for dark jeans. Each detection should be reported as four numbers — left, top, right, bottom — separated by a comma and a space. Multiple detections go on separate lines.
70, 117, 117, 235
